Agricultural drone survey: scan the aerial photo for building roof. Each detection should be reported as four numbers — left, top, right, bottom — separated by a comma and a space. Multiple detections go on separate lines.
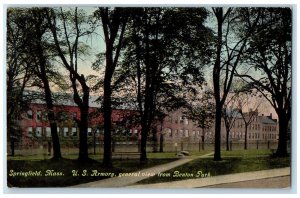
259, 116, 277, 124
24, 90, 138, 110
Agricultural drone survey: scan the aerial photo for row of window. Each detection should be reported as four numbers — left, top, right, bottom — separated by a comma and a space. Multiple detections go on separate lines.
222, 122, 265, 131
165, 116, 189, 125
26, 127, 140, 138
26, 110, 78, 122
26, 127, 97, 137
165, 128, 201, 138
164, 128, 278, 141
166, 116, 277, 133
262, 125, 277, 132
248, 133, 277, 140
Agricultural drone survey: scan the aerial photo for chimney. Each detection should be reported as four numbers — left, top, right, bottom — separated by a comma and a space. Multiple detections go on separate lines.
270, 113, 272, 119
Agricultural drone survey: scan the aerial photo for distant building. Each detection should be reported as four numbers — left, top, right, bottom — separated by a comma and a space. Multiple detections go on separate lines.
16, 96, 140, 148
12, 95, 279, 149
159, 109, 279, 144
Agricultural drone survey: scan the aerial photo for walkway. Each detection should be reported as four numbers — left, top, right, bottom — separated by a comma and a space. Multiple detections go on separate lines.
73, 152, 213, 188
127, 167, 290, 188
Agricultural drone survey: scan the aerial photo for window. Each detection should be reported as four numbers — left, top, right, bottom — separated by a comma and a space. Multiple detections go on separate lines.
72, 112, 77, 119
46, 127, 51, 137
43, 112, 48, 121
179, 130, 183, 137
192, 131, 196, 136
174, 130, 178, 137
95, 129, 100, 137
184, 118, 189, 125
88, 128, 92, 136
27, 127, 33, 137
184, 130, 189, 137
179, 116, 183, 124
37, 111, 42, 121
36, 127, 42, 137
64, 127, 69, 137
72, 127, 77, 136
27, 110, 33, 119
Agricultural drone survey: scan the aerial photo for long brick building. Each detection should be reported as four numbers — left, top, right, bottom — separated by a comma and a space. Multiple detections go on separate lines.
159, 109, 279, 144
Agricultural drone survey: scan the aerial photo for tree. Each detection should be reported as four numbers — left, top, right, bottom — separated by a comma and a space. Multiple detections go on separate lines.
221, 94, 240, 151
185, 89, 215, 148
17, 8, 65, 159
46, 7, 95, 162
94, 8, 129, 167
120, 8, 213, 163
7, 8, 33, 156
236, 90, 262, 150
211, 8, 260, 161
238, 8, 291, 157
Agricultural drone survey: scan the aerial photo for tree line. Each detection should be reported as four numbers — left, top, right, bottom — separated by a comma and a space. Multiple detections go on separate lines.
7, 7, 291, 166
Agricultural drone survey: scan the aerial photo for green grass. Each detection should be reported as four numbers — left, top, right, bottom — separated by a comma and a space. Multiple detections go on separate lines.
147, 151, 211, 158
137, 153, 290, 185
7, 157, 176, 187
221, 149, 273, 157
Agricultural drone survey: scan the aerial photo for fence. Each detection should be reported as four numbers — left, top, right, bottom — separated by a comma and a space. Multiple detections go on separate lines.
7, 140, 286, 157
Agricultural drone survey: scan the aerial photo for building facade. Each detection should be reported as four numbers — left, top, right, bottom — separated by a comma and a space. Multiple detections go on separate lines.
159, 109, 279, 144
17, 102, 141, 148
12, 99, 279, 150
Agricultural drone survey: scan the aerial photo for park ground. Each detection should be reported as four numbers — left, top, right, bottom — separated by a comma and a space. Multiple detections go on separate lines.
6, 149, 290, 188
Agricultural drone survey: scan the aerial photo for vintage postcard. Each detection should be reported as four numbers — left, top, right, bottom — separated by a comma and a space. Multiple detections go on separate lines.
5, 5, 292, 191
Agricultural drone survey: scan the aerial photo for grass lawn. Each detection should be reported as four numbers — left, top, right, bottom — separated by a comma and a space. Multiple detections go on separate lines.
7, 157, 176, 187
137, 150, 290, 185
147, 150, 211, 158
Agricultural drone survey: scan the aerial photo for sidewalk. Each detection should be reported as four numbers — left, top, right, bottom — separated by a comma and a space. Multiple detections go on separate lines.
127, 167, 290, 188
74, 152, 213, 188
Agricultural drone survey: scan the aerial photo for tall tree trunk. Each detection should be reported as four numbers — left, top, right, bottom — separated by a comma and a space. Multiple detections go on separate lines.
214, 104, 222, 161
45, 102, 61, 159
159, 133, 164, 153
103, 84, 113, 167
78, 106, 89, 162
102, 44, 113, 167
10, 137, 15, 156
275, 109, 289, 157
41, 60, 62, 160
226, 129, 229, 151
244, 125, 248, 150
213, 8, 223, 161
140, 117, 148, 163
